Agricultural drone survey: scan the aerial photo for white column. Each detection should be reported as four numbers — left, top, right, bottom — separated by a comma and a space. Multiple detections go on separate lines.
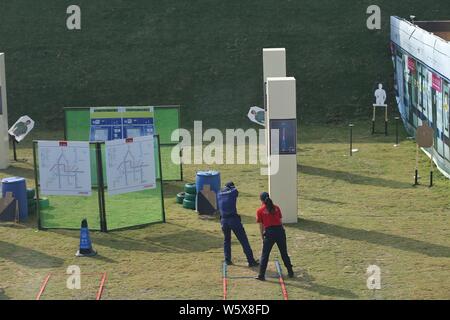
263, 48, 286, 82
266, 77, 298, 224
0, 53, 9, 169
263, 48, 286, 160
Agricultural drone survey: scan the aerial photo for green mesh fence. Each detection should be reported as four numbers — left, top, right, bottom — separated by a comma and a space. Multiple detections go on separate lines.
64, 106, 182, 181
33, 137, 165, 231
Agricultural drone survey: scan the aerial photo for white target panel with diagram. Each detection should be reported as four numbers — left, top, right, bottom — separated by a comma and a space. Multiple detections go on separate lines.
105, 135, 157, 196
38, 141, 92, 196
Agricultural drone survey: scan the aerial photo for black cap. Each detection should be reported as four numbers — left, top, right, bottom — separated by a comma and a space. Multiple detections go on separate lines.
225, 181, 235, 189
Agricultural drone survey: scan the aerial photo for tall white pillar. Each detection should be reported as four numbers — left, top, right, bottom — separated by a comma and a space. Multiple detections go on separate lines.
0, 53, 9, 169
263, 48, 287, 163
266, 77, 298, 224
263, 48, 286, 83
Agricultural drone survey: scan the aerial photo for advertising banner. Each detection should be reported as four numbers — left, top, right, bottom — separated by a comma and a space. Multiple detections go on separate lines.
432, 73, 442, 92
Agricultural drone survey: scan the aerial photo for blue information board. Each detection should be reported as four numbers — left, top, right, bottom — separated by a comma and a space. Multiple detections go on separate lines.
89, 107, 154, 141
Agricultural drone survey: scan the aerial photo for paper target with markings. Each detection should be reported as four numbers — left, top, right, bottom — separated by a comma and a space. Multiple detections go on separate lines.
9, 115, 35, 142
38, 141, 92, 196
105, 135, 156, 196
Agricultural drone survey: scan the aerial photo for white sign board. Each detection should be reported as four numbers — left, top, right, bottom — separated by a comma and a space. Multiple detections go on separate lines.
38, 141, 92, 196
105, 135, 156, 196
9, 115, 35, 142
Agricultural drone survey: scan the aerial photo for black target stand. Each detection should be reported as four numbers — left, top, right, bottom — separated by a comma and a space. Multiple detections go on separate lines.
371, 104, 388, 135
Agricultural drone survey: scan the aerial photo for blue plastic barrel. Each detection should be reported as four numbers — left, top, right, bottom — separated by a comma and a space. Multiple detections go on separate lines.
196, 171, 221, 197
1, 177, 28, 221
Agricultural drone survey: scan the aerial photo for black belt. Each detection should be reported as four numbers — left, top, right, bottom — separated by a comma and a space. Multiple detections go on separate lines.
265, 225, 283, 230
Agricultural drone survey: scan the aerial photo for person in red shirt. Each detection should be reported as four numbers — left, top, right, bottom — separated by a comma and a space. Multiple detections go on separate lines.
255, 192, 294, 281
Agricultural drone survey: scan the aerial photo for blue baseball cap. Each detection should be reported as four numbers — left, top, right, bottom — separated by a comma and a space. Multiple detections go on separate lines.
260, 192, 269, 202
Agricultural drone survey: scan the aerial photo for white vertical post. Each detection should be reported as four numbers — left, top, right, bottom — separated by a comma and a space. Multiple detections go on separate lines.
263, 48, 287, 168
0, 53, 9, 169
266, 77, 298, 224
263, 48, 286, 84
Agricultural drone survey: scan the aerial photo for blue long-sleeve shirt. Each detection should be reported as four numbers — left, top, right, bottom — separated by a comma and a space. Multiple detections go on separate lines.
218, 187, 239, 219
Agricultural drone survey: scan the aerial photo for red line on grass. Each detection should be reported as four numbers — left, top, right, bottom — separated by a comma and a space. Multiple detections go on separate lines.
96, 272, 107, 300
36, 273, 52, 300
275, 260, 288, 301
278, 276, 289, 301
222, 262, 227, 300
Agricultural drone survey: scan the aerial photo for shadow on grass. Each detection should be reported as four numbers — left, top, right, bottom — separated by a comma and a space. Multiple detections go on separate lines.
229, 261, 357, 299
90, 254, 117, 263
0, 240, 64, 268
286, 271, 358, 299
0, 164, 36, 181
51, 227, 223, 253
303, 197, 347, 206
292, 219, 450, 258
260, 272, 357, 299
298, 165, 411, 189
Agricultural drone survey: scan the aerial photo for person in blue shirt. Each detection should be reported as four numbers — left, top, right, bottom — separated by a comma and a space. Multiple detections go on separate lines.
218, 181, 259, 267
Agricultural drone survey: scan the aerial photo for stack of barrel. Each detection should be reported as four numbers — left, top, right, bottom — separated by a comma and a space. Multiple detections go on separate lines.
176, 183, 197, 210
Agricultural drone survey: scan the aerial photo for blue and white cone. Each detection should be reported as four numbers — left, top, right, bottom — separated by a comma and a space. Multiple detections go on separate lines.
76, 219, 97, 257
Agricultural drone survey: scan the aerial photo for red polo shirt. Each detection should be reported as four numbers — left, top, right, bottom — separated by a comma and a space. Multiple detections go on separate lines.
256, 204, 282, 228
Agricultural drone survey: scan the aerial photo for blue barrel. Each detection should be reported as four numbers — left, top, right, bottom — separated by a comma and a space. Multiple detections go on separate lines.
196, 171, 221, 197
1, 177, 28, 221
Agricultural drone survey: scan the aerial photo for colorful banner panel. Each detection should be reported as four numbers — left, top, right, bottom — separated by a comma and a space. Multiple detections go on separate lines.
90, 106, 154, 141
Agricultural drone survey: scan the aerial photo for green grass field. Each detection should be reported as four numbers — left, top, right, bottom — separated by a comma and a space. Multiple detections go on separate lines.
1, 1, 450, 128
1, 122, 450, 300
39, 187, 164, 231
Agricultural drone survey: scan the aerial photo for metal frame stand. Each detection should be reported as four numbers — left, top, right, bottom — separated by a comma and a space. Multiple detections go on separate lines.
32, 136, 166, 232
10, 135, 17, 161
372, 104, 388, 135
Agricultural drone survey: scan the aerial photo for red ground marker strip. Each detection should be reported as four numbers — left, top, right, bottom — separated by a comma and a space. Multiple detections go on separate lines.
96, 272, 107, 300
36, 273, 52, 300
275, 260, 288, 301
222, 262, 228, 300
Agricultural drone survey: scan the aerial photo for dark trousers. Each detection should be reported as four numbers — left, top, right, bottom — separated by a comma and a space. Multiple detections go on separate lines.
259, 225, 293, 277
221, 216, 256, 264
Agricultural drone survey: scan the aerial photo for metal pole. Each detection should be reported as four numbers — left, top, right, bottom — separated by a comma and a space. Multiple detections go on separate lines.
156, 135, 166, 223
371, 106, 375, 134
349, 124, 354, 156
414, 144, 419, 186
32, 141, 42, 230
384, 106, 388, 136
11, 135, 17, 161
95, 142, 107, 232
430, 153, 433, 187
395, 116, 399, 146
178, 105, 183, 182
